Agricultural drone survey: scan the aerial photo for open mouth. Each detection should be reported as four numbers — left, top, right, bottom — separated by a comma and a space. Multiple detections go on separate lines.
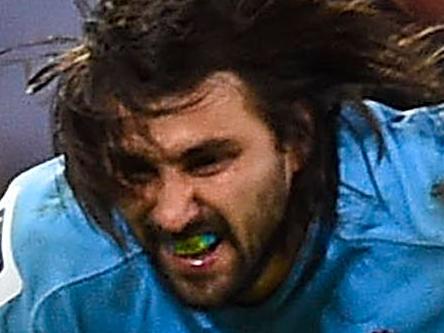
170, 232, 221, 256
164, 232, 224, 268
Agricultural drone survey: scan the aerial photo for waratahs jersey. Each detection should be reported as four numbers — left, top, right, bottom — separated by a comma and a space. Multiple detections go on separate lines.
0, 101, 443, 332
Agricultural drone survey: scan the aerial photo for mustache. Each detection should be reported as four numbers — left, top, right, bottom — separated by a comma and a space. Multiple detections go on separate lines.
141, 211, 236, 245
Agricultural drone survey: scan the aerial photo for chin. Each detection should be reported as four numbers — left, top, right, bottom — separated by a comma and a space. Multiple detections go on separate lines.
166, 272, 243, 308
153, 236, 252, 308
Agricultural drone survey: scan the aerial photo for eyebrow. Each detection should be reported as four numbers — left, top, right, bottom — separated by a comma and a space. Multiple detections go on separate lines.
114, 138, 241, 165
110, 149, 157, 174
179, 139, 242, 163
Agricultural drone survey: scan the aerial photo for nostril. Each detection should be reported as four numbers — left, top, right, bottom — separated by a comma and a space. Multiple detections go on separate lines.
150, 197, 200, 233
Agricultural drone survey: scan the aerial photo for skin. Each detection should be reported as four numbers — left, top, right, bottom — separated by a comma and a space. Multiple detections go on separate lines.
393, 0, 444, 22
116, 72, 306, 307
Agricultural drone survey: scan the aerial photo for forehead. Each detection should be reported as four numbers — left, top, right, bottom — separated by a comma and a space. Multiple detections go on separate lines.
117, 72, 273, 156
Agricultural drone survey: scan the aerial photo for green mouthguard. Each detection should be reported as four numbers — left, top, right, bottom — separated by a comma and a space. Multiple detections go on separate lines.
173, 233, 218, 256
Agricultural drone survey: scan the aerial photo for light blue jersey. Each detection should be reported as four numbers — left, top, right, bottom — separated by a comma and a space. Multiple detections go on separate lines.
1, 101, 443, 332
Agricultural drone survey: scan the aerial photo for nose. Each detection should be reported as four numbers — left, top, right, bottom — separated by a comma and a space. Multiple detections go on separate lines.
149, 170, 200, 233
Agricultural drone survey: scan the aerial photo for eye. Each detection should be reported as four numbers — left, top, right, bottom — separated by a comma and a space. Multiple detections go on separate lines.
112, 153, 158, 184
185, 150, 239, 177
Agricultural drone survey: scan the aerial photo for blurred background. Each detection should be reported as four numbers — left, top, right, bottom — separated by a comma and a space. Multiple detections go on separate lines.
0, 0, 82, 195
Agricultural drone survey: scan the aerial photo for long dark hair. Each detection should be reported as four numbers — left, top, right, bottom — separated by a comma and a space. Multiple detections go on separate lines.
25, 0, 444, 246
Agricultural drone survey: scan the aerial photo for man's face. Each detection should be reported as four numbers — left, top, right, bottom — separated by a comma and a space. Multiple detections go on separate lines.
116, 73, 300, 307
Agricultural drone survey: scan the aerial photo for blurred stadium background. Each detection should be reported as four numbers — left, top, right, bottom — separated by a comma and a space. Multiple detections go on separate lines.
0, 0, 81, 195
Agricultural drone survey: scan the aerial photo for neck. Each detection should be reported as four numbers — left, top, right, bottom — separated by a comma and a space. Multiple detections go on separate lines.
236, 218, 306, 305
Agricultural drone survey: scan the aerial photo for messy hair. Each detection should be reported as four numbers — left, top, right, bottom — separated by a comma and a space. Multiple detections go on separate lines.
26, 0, 444, 245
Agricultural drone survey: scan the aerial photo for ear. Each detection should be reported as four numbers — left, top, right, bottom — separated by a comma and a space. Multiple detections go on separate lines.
281, 142, 301, 191
281, 100, 314, 189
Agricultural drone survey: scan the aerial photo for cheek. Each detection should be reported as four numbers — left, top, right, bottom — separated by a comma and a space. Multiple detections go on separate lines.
199, 154, 289, 247
117, 179, 160, 212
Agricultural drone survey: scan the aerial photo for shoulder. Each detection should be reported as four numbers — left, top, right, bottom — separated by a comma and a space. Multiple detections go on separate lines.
337, 101, 444, 245
0, 158, 65, 308
325, 105, 444, 331
365, 100, 444, 145
0, 157, 137, 328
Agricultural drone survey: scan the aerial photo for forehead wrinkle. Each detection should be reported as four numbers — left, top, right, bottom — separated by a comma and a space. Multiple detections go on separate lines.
116, 72, 259, 161
116, 71, 256, 120
146, 72, 252, 117
119, 131, 238, 167
117, 116, 212, 164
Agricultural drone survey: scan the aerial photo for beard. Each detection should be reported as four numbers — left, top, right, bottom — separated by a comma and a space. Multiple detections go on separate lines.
120, 152, 299, 308
136, 202, 295, 309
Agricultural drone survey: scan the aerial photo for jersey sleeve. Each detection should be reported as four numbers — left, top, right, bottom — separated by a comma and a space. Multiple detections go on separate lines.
0, 158, 139, 333
329, 102, 444, 332
0, 158, 91, 332
0, 182, 30, 332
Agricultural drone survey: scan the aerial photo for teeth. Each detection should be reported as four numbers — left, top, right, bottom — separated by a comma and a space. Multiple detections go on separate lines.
190, 259, 205, 267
